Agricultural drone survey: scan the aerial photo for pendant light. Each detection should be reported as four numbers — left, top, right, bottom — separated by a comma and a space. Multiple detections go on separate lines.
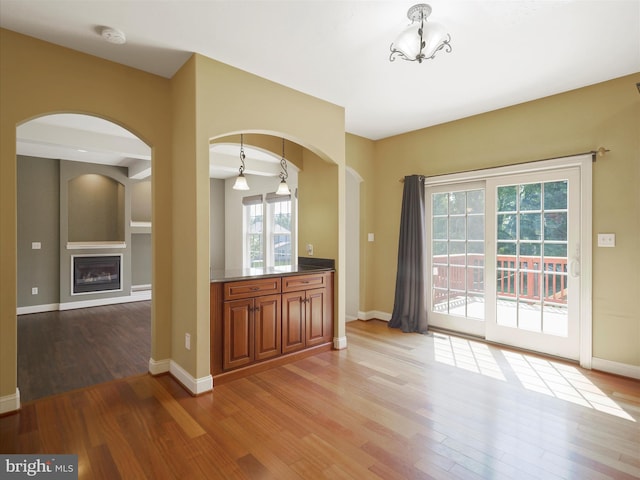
276, 138, 291, 195
232, 134, 249, 191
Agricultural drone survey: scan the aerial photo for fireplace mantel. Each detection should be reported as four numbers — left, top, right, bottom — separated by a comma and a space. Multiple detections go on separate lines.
66, 241, 126, 250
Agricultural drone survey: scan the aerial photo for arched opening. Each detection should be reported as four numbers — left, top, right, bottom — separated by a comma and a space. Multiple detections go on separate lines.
16, 113, 153, 402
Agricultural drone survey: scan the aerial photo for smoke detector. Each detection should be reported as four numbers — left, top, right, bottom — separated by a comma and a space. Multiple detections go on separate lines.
100, 27, 126, 45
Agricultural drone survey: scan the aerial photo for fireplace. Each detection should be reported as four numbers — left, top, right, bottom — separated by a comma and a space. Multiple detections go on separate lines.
72, 255, 122, 294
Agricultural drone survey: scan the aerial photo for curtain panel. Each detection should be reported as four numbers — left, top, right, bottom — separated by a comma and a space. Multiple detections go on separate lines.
388, 175, 428, 334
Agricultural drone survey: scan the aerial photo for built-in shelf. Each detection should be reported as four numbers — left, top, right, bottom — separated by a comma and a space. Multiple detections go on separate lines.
66, 241, 127, 250
131, 221, 152, 234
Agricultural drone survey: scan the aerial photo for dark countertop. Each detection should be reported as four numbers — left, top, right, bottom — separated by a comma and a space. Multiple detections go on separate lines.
210, 264, 333, 283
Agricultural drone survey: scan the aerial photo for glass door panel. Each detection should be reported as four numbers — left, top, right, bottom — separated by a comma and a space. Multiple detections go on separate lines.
486, 169, 579, 360
427, 183, 485, 336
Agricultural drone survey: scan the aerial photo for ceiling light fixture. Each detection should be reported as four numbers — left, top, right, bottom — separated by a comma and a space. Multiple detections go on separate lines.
276, 138, 291, 196
232, 134, 249, 191
389, 3, 451, 63
100, 27, 126, 45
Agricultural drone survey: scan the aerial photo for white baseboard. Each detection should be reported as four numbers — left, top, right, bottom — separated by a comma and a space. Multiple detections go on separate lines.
169, 360, 213, 395
0, 388, 20, 415
17, 291, 152, 315
359, 310, 391, 322
592, 357, 640, 380
148, 357, 171, 375
333, 336, 348, 350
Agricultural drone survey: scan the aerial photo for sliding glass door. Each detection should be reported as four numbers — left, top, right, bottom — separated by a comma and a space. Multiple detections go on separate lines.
485, 168, 581, 359
426, 164, 585, 361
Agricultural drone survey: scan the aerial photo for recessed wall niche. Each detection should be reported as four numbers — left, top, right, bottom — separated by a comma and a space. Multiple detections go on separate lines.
68, 174, 125, 242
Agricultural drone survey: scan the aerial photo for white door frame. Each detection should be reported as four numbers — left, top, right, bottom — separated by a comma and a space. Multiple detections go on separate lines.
424, 155, 592, 368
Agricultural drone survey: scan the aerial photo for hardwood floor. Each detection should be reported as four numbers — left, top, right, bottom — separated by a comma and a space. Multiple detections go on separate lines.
17, 301, 151, 402
3, 319, 639, 479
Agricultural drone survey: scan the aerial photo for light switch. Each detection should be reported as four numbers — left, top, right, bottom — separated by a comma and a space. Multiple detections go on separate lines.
368, 233, 375, 242
597, 233, 616, 247
32, 242, 41, 250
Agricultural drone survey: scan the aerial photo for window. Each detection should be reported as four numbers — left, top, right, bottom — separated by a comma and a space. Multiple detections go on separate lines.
243, 192, 296, 269
267, 193, 292, 266
243, 195, 263, 268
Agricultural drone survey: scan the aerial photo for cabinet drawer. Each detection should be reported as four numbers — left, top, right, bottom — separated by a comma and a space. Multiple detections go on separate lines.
224, 278, 281, 300
282, 272, 328, 292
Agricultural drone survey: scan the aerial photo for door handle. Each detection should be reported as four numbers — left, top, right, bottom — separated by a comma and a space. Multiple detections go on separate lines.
570, 259, 580, 278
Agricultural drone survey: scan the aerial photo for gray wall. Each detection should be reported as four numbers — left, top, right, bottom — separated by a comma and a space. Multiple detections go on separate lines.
16, 156, 153, 309
17, 156, 60, 307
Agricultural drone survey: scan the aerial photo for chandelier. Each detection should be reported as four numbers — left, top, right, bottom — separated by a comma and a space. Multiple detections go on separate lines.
389, 3, 452, 63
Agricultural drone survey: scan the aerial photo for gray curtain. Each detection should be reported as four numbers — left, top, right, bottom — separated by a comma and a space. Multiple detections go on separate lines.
388, 175, 428, 334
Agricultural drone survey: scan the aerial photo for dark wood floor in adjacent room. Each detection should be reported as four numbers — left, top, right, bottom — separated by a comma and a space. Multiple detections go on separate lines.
17, 301, 151, 402
3, 318, 639, 479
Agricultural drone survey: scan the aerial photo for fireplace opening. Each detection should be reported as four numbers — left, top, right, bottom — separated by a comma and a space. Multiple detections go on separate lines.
72, 255, 122, 294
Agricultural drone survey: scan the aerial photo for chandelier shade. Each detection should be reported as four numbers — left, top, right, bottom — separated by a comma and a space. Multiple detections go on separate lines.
390, 3, 452, 63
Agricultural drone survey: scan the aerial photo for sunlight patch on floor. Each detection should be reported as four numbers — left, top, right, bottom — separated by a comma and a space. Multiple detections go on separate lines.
502, 351, 635, 422
433, 334, 506, 381
431, 332, 635, 422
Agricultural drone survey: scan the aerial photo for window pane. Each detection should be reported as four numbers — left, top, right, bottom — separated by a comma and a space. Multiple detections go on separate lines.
544, 212, 567, 241
433, 193, 448, 215
544, 243, 567, 257
497, 214, 516, 240
519, 213, 541, 241
449, 216, 466, 240
433, 241, 448, 256
497, 185, 517, 212
449, 192, 466, 215
544, 180, 567, 210
497, 242, 516, 256
467, 215, 484, 241
466, 190, 484, 213
433, 217, 448, 240
519, 183, 541, 211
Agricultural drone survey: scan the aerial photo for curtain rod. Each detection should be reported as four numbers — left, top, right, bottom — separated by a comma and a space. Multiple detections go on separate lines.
399, 147, 610, 182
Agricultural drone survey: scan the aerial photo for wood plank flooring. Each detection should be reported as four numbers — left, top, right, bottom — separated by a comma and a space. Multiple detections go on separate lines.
3, 319, 639, 479
17, 301, 151, 402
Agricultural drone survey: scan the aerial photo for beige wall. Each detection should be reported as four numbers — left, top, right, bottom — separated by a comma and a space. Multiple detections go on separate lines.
0, 29, 173, 400
345, 134, 376, 314
367, 73, 640, 366
1, 31, 346, 403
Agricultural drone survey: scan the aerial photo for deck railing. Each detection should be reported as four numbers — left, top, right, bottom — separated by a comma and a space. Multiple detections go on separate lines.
432, 255, 568, 304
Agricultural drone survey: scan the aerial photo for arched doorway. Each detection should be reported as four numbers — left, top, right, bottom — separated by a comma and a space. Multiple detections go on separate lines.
16, 113, 153, 401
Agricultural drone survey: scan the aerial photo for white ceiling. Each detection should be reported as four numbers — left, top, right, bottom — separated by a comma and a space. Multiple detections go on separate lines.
3, 0, 640, 170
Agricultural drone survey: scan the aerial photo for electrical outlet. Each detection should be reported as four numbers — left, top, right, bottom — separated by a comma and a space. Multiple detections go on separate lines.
306, 244, 314, 256
597, 233, 616, 247
368, 233, 375, 242
32, 242, 41, 250
31, 287, 38, 295
185, 333, 191, 350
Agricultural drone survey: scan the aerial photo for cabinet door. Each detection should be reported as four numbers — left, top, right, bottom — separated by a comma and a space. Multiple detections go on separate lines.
254, 294, 281, 361
306, 287, 331, 347
223, 299, 254, 370
282, 291, 305, 354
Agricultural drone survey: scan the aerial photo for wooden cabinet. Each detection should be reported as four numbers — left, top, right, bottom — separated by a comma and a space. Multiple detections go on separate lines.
211, 271, 333, 383
282, 272, 332, 354
222, 278, 281, 371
